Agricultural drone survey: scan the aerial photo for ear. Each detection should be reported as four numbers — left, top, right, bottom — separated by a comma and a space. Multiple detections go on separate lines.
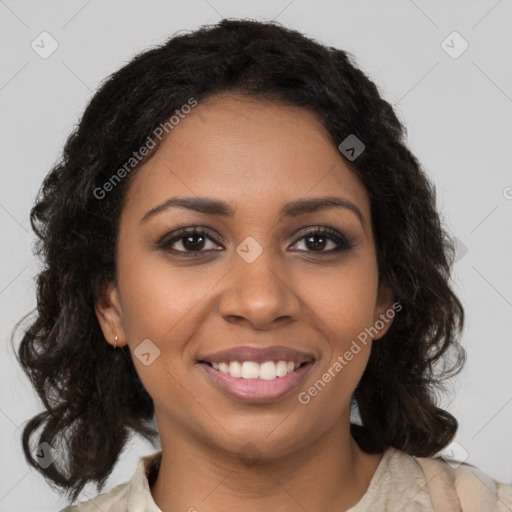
94, 280, 127, 348
372, 280, 396, 341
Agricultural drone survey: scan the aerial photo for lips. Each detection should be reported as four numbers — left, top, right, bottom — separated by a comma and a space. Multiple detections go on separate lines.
196, 344, 316, 403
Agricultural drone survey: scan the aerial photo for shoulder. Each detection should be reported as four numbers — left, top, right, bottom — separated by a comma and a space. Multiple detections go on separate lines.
57, 451, 163, 512
496, 481, 512, 512
412, 451, 512, 512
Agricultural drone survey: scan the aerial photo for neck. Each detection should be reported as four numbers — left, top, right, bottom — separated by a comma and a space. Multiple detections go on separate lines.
150, 417, 383, 512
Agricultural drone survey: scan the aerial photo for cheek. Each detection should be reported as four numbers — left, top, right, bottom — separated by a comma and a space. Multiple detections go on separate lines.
115, 250, 220, 401
296, 260, 378, 389
117, 249, 214, 341
297, 258, 379, 340
296, 268, 376, 416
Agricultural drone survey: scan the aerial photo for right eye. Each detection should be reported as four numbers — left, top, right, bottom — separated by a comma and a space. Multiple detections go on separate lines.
157, 227, 223, 256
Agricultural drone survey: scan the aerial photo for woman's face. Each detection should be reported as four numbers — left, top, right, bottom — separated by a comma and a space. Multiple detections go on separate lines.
96, 93, 394, 458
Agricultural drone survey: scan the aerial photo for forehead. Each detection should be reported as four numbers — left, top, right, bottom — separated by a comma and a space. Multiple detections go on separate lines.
122, 93, 371, 227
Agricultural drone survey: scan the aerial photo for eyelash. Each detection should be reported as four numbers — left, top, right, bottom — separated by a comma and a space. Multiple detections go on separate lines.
156, 226, 356, 258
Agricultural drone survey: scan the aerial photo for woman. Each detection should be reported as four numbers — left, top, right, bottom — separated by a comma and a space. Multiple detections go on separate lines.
15, 18, 512, 511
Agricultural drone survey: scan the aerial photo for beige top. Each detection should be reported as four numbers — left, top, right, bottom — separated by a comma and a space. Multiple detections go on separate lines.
59, 447, 512, 512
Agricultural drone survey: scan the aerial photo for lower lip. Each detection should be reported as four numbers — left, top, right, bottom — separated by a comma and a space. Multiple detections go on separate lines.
198, 362, 315, 403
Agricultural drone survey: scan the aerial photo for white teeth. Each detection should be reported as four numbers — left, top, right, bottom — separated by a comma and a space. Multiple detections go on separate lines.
229, 361, 242, 378
259, 361, 276, 380
241, 361, 260, 379
209, 360, 301, 380
276, 361, 288, 377
218, 362, 229, 374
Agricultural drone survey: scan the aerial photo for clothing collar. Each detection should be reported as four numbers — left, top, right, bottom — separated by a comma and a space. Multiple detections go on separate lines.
123, 447, 426, 511
127, 450, 163, 512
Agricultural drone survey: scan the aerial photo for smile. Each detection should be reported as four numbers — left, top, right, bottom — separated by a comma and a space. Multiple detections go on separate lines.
198, 360, 315, 403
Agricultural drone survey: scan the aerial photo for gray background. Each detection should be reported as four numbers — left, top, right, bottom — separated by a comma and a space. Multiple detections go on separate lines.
1, 0, 511, 510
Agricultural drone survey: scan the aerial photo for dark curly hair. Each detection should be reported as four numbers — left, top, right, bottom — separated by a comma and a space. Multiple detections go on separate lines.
13, 18, 465, 504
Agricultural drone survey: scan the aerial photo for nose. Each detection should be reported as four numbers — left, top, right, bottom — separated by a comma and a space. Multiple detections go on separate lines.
218, 250, 302, 331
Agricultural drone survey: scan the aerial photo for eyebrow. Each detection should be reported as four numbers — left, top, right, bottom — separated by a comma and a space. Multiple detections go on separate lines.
140, 195, 365, 227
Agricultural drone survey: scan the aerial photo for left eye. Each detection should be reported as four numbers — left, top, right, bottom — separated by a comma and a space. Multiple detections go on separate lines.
157, 227, 354, 256
292, 233, 340, 252
290, 227, 355, 254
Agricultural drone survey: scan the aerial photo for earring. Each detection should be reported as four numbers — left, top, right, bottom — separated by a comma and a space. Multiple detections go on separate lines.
114, 335, 118, 349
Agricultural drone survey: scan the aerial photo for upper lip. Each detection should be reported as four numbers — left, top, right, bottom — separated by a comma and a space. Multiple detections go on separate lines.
198, 345, 316, 365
